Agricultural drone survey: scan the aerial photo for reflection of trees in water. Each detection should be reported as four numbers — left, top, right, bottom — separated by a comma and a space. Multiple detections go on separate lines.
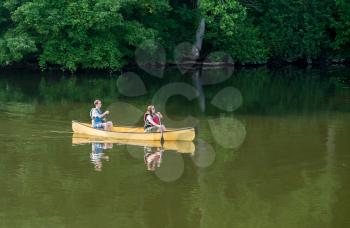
0, 101, 36, 114
204, 67, 350, 115
1, 67, 350, 115
0, 80, 27, 102
0, 79, 36, 113
38, 77, 120, 103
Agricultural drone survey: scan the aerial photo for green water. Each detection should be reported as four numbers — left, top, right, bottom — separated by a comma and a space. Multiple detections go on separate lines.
0, 67, 350, 228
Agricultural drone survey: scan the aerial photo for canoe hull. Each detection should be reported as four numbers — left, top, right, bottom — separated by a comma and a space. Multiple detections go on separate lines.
72, 121, 195, 141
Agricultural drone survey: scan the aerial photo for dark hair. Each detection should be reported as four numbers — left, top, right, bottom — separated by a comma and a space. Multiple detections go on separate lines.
94, 100, 101, 105
147, 105, 155, 115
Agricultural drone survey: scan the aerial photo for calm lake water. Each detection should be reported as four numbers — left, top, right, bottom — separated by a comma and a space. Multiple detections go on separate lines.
0, 66, 350, 228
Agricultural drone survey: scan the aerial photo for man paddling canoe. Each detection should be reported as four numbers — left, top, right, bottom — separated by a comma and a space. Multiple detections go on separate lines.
90, 99, 113, 130
144, 105, 166, 132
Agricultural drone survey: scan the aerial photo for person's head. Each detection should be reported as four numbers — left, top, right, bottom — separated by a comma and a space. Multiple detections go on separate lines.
94, 99, 102, 109
147, 105, 155, 115
94, 161, 102, 172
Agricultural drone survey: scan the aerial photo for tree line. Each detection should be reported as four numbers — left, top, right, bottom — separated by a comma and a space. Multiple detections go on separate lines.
0, 0, 349, 72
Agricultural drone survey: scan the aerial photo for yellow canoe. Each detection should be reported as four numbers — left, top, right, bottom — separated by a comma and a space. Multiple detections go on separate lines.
72, 121, 195, 141
72, 133, 195, 154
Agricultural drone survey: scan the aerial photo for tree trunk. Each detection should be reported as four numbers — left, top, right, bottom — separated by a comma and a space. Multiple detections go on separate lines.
192, 0, 206, 111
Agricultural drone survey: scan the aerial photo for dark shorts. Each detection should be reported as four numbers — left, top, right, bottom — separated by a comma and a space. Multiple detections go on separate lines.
144, 126, 159, 133
93, 122, 105, 129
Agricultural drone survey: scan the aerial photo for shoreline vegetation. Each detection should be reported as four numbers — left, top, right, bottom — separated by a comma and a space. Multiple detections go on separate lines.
1, 0, 350, 73
1, 59, 349, 75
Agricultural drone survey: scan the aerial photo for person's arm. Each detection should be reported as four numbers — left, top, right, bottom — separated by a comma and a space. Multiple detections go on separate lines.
156, 112, 163, 119
147, 115, 161, 127
101, 110, 109, 118
92, 109, 109, 118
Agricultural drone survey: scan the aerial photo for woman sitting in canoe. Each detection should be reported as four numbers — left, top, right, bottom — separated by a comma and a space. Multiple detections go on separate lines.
90, 100, 113, 130
144, 105, 166, 132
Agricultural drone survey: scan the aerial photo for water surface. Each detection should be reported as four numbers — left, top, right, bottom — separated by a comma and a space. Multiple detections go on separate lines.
0, 67, 349, 228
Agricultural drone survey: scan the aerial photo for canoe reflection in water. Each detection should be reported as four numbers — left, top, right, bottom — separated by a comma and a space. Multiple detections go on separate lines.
72, 133, 195, 173
91, 143, 112, 171
143, 147, 164, 171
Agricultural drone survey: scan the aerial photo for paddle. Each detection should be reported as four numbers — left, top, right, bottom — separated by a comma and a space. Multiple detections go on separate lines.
159, 115, 164, 145
158, 147, 164, 168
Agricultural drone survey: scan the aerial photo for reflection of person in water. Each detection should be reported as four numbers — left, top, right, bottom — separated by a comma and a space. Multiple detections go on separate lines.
90, 143, 112, 171
144, 147, 164, 171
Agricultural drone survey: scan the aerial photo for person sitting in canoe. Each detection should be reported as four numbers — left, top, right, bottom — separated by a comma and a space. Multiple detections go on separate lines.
90, 99, 113, 130
144, 105, 166, 132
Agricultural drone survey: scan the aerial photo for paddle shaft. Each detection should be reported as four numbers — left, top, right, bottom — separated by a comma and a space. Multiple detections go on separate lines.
159, 115, 164, 143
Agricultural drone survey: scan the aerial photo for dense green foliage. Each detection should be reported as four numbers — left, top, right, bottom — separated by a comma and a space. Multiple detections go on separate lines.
0, 0, 349, 71
331, 0, 350, 59
200, 0, 268, 63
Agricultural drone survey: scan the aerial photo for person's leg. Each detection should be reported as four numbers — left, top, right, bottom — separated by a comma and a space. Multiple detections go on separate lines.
157, 125, 166, 132
161, 125, 166, 131
93, 122, 104, 129
106, 121, 113, 131
145, 126, 158, 133
102, 122, 113, 131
